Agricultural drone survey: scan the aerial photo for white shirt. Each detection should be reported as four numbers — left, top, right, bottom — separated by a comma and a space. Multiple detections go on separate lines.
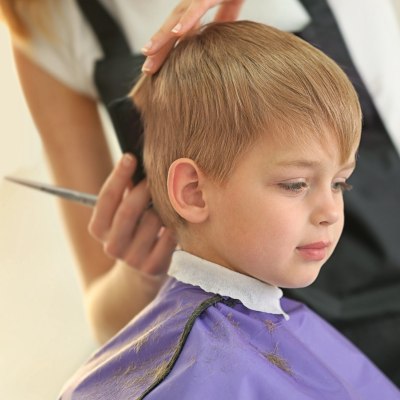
168, 250, 289, 319
20, 0, 400, 153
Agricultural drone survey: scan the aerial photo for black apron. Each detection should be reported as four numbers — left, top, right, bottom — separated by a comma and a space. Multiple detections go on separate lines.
77, 0, 145, 183
287, 0, 400, 385
77, 0, 400, 385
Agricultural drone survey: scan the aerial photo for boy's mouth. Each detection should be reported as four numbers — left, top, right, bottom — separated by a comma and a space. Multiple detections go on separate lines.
296, 241, 331, 261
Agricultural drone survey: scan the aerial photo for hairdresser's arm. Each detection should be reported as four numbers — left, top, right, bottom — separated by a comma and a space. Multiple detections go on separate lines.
13, 47, 174, 343
142, 0, 245, 73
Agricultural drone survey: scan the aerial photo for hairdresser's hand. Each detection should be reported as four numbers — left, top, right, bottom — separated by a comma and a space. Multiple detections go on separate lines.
141, 0, 245, 73
88, 154, 177, 275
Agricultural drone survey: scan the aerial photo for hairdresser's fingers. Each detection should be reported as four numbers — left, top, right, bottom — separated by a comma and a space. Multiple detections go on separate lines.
138, 227, 177, 275
103, 179, 151, 259
89, 154, 136, 241
121, 210, 174, 274
142, 37, 182, 74
142, 0, 244, 74
123, 209, 163, 262
141, 1, 192, 73
214, 0, 244, 22
142, 0, 205, 56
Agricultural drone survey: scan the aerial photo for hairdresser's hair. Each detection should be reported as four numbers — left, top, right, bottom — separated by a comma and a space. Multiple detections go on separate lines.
136, 21, 362, 229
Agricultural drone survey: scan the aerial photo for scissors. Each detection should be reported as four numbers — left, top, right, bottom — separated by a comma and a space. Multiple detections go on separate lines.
4, 176, 97, 207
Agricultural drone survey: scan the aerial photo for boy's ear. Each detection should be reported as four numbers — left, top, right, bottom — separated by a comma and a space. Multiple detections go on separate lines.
167, 158, 209, 224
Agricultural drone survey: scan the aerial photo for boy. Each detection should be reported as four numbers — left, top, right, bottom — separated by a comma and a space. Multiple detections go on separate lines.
60, 22, 399, 399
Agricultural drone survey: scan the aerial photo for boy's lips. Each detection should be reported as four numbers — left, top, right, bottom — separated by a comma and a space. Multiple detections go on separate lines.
296, 241, 331, 261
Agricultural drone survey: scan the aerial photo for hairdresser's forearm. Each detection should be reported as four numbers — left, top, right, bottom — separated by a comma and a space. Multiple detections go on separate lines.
13, 48, 162, 341
13, 47, 116, 287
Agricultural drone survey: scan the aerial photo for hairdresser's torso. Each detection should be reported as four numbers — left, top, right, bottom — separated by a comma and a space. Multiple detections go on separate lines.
22, 0, 400, 150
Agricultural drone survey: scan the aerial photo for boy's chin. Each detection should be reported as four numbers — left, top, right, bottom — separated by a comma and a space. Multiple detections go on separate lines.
278, 270, 322, 289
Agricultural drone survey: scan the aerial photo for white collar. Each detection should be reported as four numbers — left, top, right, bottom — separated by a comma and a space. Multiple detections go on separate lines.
168, 250, 289, 320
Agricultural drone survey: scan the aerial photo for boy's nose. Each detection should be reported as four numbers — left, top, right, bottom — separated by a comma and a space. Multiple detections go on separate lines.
310, 191, 342, 226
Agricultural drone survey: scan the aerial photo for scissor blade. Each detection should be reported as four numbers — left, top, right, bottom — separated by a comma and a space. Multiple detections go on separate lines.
4, 176, 97, 207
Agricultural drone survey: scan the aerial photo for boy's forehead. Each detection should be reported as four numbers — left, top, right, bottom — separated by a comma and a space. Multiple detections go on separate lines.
255, 130, 357, 168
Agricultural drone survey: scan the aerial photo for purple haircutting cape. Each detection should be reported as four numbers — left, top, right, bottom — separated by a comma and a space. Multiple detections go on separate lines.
60, 278, 399, 399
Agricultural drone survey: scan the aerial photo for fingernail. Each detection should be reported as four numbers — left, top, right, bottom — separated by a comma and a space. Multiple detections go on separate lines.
142, 58, 153, 72
141, 41, 152, 53
171, 23, 182, 34
122, 154, 134, 167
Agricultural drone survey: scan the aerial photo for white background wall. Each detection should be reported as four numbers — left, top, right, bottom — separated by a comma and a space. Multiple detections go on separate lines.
0, 25, 96, 400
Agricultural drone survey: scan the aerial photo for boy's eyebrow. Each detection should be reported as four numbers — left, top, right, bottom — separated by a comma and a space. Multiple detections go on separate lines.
276, 160, 321, 168
276, 159, 356, 170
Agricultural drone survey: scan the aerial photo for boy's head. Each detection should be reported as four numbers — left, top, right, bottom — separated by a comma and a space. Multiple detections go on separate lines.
136, 21, 361, 288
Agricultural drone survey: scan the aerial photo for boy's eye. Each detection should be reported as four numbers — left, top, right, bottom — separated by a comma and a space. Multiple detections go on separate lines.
278, 181, 353, 194
332, 181, 353, 192
278, 181, 308, 193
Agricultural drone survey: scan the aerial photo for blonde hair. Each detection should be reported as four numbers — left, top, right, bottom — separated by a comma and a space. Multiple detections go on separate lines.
137, 21, 362, 228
